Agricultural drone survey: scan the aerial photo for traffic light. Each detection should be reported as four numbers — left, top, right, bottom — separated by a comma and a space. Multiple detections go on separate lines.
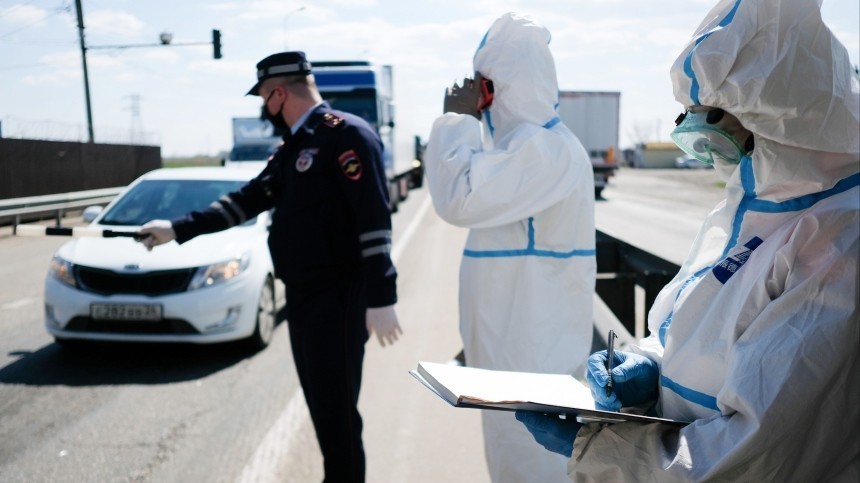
212, 29, 222, 59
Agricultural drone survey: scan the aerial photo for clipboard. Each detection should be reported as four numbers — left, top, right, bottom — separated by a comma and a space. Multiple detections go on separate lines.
410, 361, 687, 427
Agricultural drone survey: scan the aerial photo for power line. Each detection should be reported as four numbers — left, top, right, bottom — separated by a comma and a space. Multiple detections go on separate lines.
0, 1, 71, 41
0, 0, 39, 20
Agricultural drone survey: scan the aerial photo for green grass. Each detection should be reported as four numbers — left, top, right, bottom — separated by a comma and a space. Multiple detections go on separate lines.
162, 155, 223, 168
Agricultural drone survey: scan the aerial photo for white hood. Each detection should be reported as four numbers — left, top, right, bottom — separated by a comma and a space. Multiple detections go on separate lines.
57, 225, 260, 272
473, 13, 560, 142
670, 0, 859, 200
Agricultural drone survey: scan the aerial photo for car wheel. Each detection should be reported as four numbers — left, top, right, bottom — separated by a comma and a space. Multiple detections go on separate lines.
245, 276, 276, 351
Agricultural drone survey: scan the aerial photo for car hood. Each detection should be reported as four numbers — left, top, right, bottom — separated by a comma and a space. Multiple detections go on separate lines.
56, 225, 267, 272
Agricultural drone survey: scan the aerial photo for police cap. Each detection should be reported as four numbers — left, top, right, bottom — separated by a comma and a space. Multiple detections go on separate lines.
246, 51, 312, 96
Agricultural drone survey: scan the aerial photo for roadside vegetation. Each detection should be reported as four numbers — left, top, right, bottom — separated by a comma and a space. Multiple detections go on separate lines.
162, 155, 223, 168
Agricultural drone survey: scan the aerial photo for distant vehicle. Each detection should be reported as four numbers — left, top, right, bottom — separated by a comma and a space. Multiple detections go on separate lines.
222, 117, 281, 172
43, 167, 278, 350
556, 91, 621, 198
675, 156, 713, 169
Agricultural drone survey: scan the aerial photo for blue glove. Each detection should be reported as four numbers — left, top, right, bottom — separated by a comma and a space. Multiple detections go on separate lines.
515, 411, 581, 458
586, 350, 659, 411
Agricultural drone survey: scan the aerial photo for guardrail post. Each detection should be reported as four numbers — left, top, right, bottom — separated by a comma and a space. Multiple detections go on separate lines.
596, 273, 636, 335
595, 230, 680, 340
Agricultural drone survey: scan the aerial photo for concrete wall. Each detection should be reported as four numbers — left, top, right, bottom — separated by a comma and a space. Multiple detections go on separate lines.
0, 139, 161, 199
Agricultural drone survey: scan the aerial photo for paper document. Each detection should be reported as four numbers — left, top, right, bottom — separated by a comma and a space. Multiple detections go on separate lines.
410, 361, 687, 426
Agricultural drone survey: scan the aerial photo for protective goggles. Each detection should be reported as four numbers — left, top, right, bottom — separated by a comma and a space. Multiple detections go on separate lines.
670, 108, 754, 165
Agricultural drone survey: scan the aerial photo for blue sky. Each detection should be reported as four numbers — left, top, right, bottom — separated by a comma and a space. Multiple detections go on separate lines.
1, 0, 858, 160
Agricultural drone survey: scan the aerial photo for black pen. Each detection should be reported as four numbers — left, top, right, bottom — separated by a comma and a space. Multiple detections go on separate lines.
605, 330, 616, 397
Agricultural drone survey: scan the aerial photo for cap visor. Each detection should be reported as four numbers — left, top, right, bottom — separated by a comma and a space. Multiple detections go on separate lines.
246, 82, 261, 96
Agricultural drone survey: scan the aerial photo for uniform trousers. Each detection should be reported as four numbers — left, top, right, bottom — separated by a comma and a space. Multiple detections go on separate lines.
286, 276, 369, 483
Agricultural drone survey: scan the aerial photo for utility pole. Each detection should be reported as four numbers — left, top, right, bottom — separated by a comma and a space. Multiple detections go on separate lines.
125, 94, 142, 144
72, 0, 222, 145
74, 0, 95, 143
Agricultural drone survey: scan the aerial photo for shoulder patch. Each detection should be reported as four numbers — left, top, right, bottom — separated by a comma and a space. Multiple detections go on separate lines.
338, 150, 363, 181
322, 113, 344, 128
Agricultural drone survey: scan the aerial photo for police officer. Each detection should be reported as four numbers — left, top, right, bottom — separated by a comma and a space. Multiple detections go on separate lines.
138, 51, 402, 483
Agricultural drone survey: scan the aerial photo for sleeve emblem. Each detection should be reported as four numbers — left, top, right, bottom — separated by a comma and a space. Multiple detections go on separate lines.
338, 149, 363, 181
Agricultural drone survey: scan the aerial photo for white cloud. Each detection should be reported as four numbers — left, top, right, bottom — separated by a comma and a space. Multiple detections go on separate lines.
86, 10, 145, 37
0, 4, 47, 25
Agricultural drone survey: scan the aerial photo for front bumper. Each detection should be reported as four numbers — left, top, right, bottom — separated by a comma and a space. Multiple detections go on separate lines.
44, 273, 262, 344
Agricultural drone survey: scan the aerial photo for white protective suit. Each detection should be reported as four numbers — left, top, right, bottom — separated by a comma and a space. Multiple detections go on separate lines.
424, 13, 596, 483
571, 0, 860, 481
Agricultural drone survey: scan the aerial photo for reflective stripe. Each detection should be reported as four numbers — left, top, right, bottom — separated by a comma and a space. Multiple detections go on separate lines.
683, 0, 744, 105
362, 244, 391, 257
463, 218, 595, 259
359, 229, 391, 243
210, 200, 236, 226
748, 172, 860, 214
210, 195, 246, 227
658, 163, 859, 348
464, 248, 595, 259
658, 266, 710, 347
543, 116, 561, 129
662, 375, 720, 412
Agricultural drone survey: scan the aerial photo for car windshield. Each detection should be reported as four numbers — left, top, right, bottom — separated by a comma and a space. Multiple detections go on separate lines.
99, 179, 249, 226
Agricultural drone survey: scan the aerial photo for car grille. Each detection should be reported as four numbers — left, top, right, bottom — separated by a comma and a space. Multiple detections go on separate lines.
75, 266, 196, 296
65, 316, 200, 335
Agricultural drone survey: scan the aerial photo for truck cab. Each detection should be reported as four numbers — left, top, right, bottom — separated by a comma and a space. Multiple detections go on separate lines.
313, 61, 422, 211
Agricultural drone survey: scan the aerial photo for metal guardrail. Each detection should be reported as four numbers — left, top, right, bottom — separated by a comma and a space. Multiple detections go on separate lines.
0, 187, 123, 231
595, 229, 681, 339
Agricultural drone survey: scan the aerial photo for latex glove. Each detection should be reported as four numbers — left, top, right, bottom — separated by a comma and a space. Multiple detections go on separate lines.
137, 220, 176, 251
515, 411, 581, 458
366, 305, 402, 347
443, 77, 481, 120
586, 350, 659, 411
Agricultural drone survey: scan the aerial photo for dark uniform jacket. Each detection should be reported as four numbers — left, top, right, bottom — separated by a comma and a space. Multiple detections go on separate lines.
171, 102, 397, 307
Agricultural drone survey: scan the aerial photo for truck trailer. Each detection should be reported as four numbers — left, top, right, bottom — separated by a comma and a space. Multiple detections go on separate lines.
556, 91, 620, 198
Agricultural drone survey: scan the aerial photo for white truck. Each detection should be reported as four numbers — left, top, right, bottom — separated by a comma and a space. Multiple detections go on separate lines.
556, 91, 621, 198
223, 61, 423, 211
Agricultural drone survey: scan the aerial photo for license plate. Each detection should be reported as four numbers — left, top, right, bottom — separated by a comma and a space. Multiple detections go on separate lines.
90, 303, 162, 321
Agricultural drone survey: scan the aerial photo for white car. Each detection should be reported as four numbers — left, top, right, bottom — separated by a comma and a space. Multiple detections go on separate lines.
43, 167, 278, 350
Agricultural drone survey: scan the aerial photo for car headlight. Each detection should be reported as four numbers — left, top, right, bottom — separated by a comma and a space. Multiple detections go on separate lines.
49, 255, 77, 287
187, 254, 250, 291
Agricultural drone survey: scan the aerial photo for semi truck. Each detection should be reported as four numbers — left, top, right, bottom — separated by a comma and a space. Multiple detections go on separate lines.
224, 61, 423, 212
556, 91, 621, 198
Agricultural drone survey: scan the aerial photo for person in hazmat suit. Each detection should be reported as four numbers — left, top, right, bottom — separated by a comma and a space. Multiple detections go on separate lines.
515, 0, 860, 480
423, 12, 596, 483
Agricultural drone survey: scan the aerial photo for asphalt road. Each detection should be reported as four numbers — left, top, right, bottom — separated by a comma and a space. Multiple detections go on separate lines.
0, 168, 723, 482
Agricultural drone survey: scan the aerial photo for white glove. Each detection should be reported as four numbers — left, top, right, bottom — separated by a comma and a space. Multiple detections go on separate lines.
366, 305, 402, 347
137, 220, 176, 251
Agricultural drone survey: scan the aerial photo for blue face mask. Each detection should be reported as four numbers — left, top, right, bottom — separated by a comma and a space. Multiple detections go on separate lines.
670, 108, 754, 165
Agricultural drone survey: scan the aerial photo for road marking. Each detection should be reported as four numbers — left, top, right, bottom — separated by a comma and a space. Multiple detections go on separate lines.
236, 194, 432, 482
391, 196, 432, 264
1, 297, 37, 311
236, 392, 309, 483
